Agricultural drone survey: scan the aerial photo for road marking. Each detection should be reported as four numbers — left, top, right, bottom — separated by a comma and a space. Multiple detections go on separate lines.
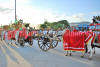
11, 43, 19, 48
1, 40, 32, 67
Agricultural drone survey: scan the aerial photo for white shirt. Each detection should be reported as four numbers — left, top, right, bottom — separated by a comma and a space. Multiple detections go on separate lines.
57, 30, 63, 35
52, 30, 57, 35
48, 30, 53, 34
43, 30, 48, 35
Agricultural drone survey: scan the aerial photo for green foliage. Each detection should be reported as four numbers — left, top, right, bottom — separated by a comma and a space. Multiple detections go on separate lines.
44, 20, 49, 25
40, 24, 47, 29
25, 23, 29, 28
40, 20, 70, 29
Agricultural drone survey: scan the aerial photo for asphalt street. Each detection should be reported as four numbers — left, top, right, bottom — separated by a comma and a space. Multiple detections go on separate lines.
0, 40, 100, 67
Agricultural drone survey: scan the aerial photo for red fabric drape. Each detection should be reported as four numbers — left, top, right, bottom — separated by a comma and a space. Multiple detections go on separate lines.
7, 31, 11, 40
63, 31, 85, 51
98, 34, 100, 43
84, 31, 92, 43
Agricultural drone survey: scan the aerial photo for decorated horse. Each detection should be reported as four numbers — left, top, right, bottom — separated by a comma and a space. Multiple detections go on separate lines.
1, 28, 33, 47
63, 29, 95, 60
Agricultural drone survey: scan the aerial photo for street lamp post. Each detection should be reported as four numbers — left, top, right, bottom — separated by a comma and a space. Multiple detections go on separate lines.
15, 0, 17, 23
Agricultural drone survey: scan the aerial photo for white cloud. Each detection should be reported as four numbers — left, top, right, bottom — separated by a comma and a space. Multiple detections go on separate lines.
0, 0, 91, 25
65, 13, 87, 23
0, 0, 31, 25
90, 11, 100, 15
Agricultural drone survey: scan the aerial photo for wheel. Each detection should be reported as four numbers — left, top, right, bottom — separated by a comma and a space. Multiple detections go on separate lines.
28, 36, 33, 46
20, 42, 24, 47
51, 40, 58, 48
38, 37, 51, 51
18, 38, 25, 47
29, 41, 33, 46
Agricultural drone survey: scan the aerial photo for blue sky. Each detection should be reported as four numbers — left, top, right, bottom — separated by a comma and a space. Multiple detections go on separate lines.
0, 0, 100, 25
30, 0, 100, 15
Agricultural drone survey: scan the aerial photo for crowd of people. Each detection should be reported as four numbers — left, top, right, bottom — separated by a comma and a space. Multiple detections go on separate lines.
0, 24, 100, 59
93, 16, 100, 23
0, 28, 64, 45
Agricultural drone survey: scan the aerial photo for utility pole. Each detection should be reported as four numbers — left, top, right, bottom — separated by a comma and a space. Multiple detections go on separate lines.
15, 0, 17, 23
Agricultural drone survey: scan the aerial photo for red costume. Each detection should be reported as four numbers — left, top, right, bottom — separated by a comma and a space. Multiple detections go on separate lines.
19, 28, 27, 39
7, 31, 11, 40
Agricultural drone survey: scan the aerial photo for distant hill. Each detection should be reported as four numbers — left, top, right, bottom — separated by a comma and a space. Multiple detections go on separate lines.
70, 21, 91, 24
70, 21, 91, 27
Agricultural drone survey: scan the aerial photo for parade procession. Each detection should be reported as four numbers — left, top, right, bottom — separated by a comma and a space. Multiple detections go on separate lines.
0, 0, 100, 67
63, 16, 100, 59
0, 22, 62, 51
0, 16, 100, 59
0, 17, 100, 67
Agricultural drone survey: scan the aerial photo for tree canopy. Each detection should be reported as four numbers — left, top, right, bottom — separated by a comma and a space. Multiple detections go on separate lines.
40, 20, 70, 29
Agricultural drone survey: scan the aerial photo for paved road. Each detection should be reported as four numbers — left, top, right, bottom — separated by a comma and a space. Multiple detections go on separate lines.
0, 40, 100, 67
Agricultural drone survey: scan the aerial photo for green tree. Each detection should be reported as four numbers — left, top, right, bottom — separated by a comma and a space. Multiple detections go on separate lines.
51, 20, 70, 29
40, 20, 50, 29
40, 24, 47, 29
39, 20, 70, 29
58, 20, 70, 26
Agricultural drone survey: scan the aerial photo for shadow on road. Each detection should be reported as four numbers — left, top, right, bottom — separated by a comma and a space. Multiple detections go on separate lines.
0, 41, 7, 67
0, 40, 32, 67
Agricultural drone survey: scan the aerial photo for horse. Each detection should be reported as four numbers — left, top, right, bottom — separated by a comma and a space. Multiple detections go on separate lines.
63, 30, 95, 60
92, 34, 100, 54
